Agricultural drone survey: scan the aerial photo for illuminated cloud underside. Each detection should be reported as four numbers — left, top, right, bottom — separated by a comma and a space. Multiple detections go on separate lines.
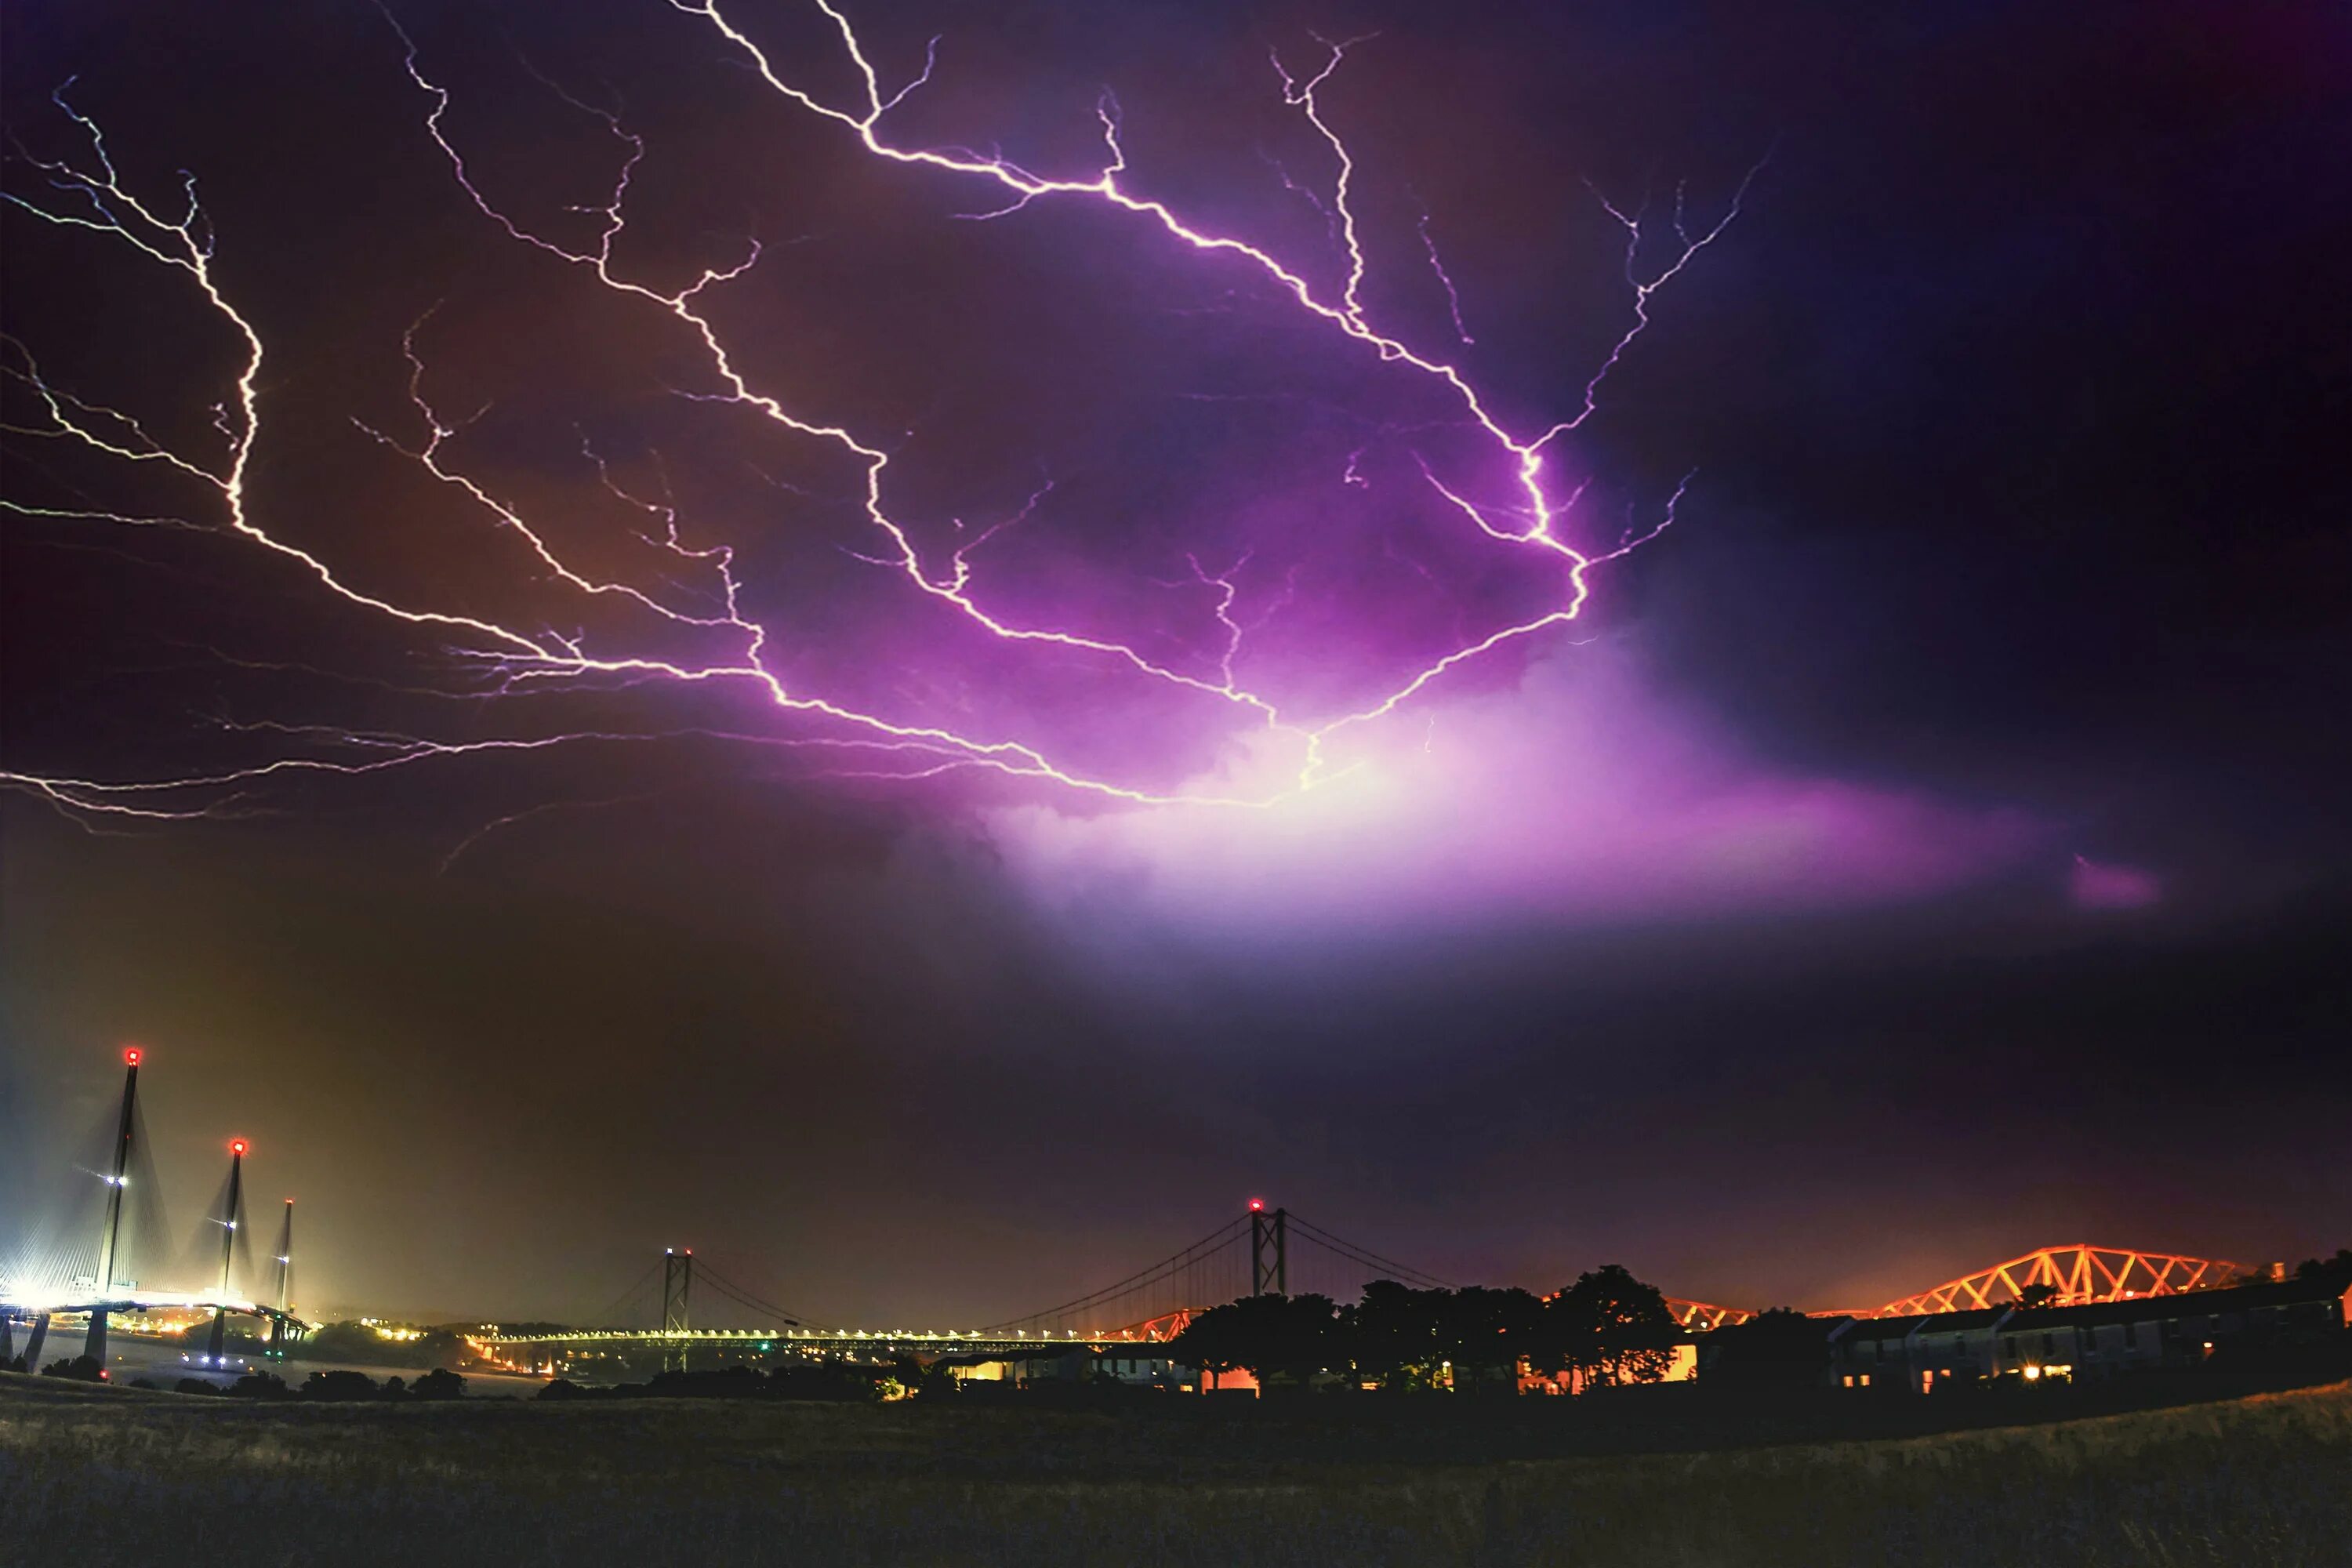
990, 649, 2051, 937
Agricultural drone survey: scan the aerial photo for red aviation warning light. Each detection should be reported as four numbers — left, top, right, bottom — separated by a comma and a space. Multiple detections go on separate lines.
229, 1138, 249, 1157
1248, 1199, 1265, 1212
123, 1047, 143, 1066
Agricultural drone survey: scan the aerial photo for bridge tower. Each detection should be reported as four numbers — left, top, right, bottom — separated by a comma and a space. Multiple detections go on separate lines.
273, 1199, 295, 1311
1249, 1200, 1287, 1296
662, 1248, 693, 1374
203, 1138, 248, 1365
269, 1199, 295, 1356
83, 1046, 144, 1365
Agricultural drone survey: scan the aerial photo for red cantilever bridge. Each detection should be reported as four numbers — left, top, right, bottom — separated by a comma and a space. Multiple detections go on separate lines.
1661, 1243, 2246, 1331
471, 1214, 2248, 1362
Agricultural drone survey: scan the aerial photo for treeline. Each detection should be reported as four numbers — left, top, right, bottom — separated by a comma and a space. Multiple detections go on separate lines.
12, 1357, 477, 1399
2294, 1250, 2352, 1293
167, 1367, 470, 1401
1167, 1266, 1681, 1391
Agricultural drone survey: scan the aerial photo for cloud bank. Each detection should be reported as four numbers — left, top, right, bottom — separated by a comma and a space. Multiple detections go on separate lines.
985, 644, 2054, 943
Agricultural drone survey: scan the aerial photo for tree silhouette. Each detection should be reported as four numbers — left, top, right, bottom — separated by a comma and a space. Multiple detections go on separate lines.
2293, 1249, 2352, 1293
410, 1367, 467, 1401
1168, 1293, 1340, 1386
1442, 1286, 1548, 1393
1340, 1280, 1451, 1389
40, 1355, 104, 1382
302, 1368, 381, 1401
1695, 1306, 1834, 1388
1548, 1265, 1679, 1388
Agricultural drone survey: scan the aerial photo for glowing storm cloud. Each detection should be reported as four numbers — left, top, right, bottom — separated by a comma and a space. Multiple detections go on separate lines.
0, 2, 1766, 836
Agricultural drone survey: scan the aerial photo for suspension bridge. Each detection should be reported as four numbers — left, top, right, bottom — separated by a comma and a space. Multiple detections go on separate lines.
470, 1201, 1770, 1373
470, 1202, 1471, 1364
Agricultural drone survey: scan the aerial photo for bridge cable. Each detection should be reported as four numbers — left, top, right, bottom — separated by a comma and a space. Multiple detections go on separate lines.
979, 1218, 1247, 1331
1287, 1235, 1454, 1294
592, 1259, 663, 1329
1284, 1214, 1457, 1291
692, 1262, 808, 1327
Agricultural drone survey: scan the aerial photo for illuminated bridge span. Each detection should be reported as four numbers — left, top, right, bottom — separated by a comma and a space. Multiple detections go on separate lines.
472, 1326, 1187, 1357
1664, 1299, 1754, 1331
480, 1204, 1457, 1363
1854, 1244, 2244, 1319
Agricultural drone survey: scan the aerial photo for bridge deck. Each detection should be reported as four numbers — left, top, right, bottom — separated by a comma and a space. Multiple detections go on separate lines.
472, 1327, 1177, 1355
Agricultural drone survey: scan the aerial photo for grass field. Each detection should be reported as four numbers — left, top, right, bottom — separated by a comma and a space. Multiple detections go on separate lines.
3, 1373, 2346, 1566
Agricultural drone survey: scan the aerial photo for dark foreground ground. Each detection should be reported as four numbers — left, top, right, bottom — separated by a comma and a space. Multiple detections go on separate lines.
4, 1372, 2347, 1566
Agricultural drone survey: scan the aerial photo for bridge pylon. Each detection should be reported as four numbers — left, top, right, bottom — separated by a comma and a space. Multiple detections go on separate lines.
1249, 1200, 1287, 1296
203, 1138, 247, 1366
269, 1199, 295, 1356
662, 1248, 694, 1373
84, 1047, 144, 1365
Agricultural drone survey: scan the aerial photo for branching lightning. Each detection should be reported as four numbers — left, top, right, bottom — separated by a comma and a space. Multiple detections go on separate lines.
1, 5, 1760, 830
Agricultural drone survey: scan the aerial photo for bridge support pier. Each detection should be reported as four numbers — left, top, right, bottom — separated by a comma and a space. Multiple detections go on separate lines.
84, 1308, 107, 1368
1, 1312, 14, 1367
23, 1312, 49, 1371
1250, 1205, 1287, 1296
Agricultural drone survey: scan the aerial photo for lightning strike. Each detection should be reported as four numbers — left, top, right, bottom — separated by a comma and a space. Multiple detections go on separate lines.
1, 5, 1759, 829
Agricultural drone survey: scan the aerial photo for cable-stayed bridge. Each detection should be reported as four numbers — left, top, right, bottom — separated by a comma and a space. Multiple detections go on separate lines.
2, 1049, 307, 1372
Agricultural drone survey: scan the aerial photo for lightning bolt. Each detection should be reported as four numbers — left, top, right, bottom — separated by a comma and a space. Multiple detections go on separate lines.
1, 7, 1759, 827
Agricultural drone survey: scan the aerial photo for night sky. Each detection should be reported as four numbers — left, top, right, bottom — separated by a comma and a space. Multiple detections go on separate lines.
3, 0, 2347, 1326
